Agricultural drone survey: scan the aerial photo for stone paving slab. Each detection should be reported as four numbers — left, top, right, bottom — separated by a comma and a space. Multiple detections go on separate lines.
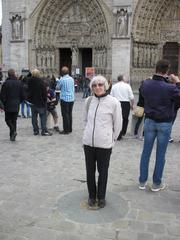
0, 93, 180, 240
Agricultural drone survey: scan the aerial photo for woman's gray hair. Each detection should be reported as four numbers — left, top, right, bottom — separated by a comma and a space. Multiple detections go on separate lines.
89, 75, 109, 91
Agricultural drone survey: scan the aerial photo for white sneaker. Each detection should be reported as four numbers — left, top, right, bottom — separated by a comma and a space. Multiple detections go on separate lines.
151, 183, 166, 192
138, 182, 147, 190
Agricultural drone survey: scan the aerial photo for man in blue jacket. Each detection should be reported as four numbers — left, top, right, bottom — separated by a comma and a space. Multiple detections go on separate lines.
139, 59, 180, 192
56, 66, 75, 134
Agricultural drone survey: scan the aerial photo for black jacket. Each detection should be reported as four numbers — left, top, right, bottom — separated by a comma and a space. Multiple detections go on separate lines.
140, 75, 180, 122
0, 77, 24, 112
21, 76, 29, 100
27, 76, 47, 107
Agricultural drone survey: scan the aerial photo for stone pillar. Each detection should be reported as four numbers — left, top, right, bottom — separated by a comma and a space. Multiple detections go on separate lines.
112, 39, 131, 82
55, 48, 60, 75
112, 5, 132, 81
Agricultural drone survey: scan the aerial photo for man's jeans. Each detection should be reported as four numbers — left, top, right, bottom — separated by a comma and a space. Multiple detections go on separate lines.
31, 105, 47, 133
21, 101, 31, 117
139, 118, 172, 185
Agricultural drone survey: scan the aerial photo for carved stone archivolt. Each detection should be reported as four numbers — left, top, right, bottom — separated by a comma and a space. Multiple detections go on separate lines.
131, 0, 180, 83
160, 1, 180, 42
132, 0, 180, 43
130, 68, 154, 86
10, 12, 25, 41
32, 0, 109, 75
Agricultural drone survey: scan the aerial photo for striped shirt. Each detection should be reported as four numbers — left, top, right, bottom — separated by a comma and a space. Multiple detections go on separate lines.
56, 74, 75, 102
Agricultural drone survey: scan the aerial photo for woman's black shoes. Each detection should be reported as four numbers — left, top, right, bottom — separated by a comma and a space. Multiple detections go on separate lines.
88, 198, 96, 207
98, 199, 106, 208
88, 198, 106, 208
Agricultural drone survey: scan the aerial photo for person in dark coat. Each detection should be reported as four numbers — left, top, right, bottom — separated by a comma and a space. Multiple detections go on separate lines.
0, 69, 24, 141
27, 69, 51, 136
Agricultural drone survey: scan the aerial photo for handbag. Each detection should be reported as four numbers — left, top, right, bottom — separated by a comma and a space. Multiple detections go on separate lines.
133, 106, 144, 117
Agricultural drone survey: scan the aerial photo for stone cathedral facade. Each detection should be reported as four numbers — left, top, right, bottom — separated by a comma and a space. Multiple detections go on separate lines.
1, 0, 180, 84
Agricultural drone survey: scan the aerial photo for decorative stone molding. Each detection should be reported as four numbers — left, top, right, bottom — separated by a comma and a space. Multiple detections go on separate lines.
94, 47, 107, 68
35, 47, 56, 75
9, 12, 25, 41
132, 42, 158, 68
33, 0, 109, 49
130, 68, 154, 85
30, 0, 110, 74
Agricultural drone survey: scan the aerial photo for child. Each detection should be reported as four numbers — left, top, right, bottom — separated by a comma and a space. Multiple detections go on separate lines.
47, 86, 60, 133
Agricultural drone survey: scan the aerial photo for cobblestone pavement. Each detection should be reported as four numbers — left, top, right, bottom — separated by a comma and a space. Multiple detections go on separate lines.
0, 93, 180, 240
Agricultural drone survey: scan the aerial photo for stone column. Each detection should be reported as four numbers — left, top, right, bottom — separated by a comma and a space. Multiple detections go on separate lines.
54, 49, 60, 75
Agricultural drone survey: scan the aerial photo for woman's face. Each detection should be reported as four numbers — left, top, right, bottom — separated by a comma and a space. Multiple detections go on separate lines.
92, 81, 105, 96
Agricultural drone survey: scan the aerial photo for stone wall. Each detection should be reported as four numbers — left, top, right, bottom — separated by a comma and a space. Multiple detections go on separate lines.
2, 0, 28, 76
2, 0, 133, 79
4, 0, 179, 85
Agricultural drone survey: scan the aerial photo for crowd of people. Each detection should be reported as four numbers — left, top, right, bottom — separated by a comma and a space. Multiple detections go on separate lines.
0, 59, 180, 209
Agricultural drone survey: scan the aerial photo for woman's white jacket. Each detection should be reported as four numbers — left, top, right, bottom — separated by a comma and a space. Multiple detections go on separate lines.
83, 94, 122, 149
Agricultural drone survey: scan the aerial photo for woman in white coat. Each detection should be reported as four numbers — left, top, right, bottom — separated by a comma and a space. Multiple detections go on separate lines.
83, 75, 122, 208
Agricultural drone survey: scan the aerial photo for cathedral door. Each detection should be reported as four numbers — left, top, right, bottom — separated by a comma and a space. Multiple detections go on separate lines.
163, 42, 179, 75
59, 48, 72, 75
81, 48, 92, 76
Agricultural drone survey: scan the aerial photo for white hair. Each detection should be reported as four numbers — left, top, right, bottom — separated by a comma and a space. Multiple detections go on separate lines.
89, 75, 109, 91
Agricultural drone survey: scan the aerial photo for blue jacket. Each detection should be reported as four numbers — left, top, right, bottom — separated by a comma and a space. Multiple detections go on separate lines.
56, 74, 74, 102
140, 75, 180, 122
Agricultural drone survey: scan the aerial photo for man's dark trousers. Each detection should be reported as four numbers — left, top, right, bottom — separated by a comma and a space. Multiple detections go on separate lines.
119, 101, 130, 138
5, 112, 18, 137
60, 100, 74, 133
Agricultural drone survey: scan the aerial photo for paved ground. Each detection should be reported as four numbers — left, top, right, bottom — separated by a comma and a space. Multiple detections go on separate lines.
0, 93, 180, 240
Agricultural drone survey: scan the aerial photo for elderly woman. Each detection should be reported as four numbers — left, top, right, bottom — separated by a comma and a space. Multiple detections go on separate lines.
83, 75, 122, 208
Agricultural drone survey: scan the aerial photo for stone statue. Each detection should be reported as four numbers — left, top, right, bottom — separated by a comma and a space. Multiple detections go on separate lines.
116, 9, 128, 36
73, 0, 81, 20
12, 15, 22, 40
71, 46, 78, 66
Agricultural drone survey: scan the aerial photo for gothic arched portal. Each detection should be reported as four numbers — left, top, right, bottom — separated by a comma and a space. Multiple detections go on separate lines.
131, 0, 180, 83
30, 0, 111, 76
